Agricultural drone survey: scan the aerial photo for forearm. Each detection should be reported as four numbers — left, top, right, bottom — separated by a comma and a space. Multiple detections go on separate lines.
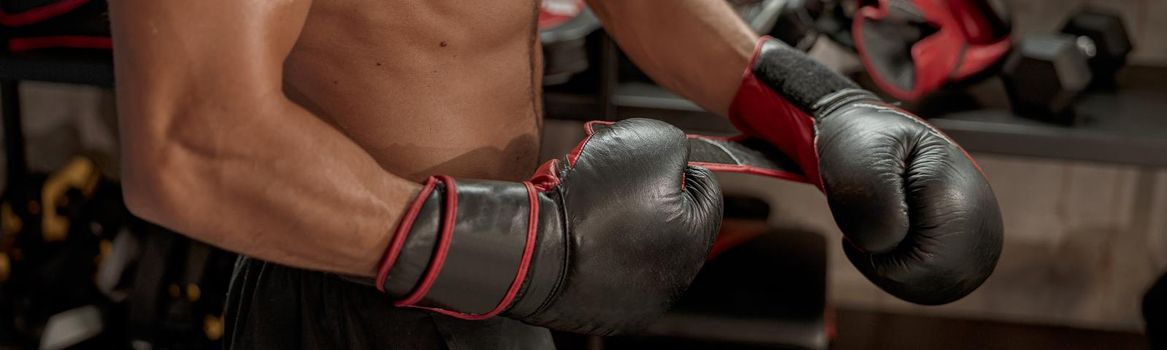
121, 96, 418, 277
587, 0, 756, 115
110, 0, 419, 277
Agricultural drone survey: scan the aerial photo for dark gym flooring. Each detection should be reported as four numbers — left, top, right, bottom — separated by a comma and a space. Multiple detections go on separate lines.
562, 308, 1149, 350
832, 309, 1147, 350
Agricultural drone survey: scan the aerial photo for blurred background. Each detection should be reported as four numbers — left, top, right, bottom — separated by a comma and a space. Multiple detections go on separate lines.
0, 0, 1164, 349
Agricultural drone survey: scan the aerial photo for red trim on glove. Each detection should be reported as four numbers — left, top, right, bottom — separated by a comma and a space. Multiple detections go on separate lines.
566, 134, 593, 168
582, 120, 612, 135
530, 159, 563, 191
566, 120, 620, 168
463, 181, 541, 319
685, 133, 811, 183
689, 161, 807, 183
376, 176, 440, 292
728, 37, 823, 189
396, 176, 459, 307
410, 181, 542, 320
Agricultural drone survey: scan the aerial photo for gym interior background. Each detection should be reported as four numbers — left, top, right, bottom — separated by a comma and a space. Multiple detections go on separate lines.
0, 0, 1165, 349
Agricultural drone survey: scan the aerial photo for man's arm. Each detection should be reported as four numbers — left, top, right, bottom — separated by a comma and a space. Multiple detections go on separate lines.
586, 0, 757, 115
591, 1, 1002, 305
109, 0, 419, 276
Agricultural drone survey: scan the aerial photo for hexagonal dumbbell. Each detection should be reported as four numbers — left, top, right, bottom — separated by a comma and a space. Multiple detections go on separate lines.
1000, 7, 1132, 124
1000, 34, 1092, 124
1061, 7, 1132, 88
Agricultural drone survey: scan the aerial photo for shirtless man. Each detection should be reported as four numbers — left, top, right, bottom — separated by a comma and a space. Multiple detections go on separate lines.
109, 0, 1003, 348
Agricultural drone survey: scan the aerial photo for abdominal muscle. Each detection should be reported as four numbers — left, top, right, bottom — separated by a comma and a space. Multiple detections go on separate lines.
282, 0, 544, 182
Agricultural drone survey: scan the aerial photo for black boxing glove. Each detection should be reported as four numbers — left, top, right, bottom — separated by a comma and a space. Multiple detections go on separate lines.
375, 118, 723, 334
693, 36, 1002, 305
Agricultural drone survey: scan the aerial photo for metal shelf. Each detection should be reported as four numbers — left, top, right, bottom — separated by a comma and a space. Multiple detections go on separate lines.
930, 89, 1167, 167
2, 49, 1166, 167
606, 82, 1167, 167
0, 50, 114, 87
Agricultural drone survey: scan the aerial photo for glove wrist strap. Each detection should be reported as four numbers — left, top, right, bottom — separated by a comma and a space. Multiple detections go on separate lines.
377, 177, 543, 320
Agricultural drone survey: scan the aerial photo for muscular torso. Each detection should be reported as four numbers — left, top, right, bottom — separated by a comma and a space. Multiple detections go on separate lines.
284, 0, 543, 182
210, 4, 557, 347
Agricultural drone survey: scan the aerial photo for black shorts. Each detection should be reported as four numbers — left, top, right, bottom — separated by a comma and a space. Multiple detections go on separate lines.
222, 256, 554, 349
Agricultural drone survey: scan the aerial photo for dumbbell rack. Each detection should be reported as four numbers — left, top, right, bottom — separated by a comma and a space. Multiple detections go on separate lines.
0, 50, 239, 349
0, 50, 113, 187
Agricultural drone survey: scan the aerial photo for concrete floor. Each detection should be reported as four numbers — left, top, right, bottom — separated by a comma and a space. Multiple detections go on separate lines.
570, 309, 1149, 349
